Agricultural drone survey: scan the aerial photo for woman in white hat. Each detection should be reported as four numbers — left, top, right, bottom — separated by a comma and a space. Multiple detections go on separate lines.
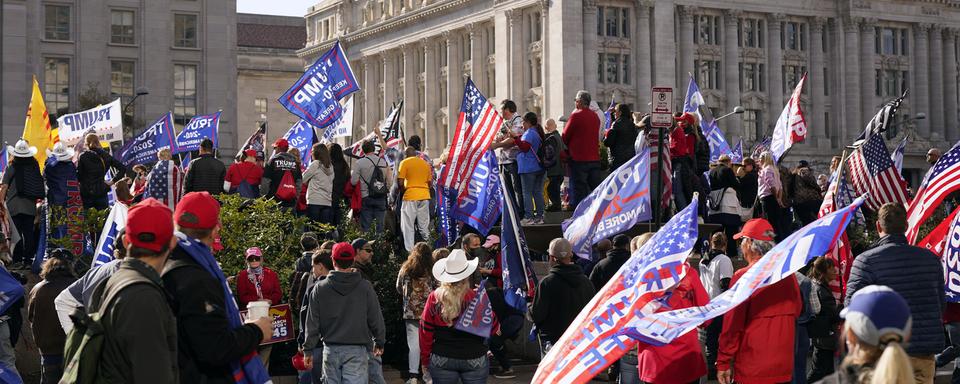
44, 142, 77, 206
0, 139, 44, 267
419, 249, 494, 384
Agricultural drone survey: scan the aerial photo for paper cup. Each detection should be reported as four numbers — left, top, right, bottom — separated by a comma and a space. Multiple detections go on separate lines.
247, 300, 270, 319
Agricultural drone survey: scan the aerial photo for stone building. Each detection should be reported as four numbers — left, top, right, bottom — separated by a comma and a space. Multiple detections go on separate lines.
236, 13, 306, 146
1, 0, 239, 156
300, 0, 960, 185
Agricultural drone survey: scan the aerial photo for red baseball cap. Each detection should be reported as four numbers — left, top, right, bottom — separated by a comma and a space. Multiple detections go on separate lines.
331, 242, 355, 262
126, 198, 174, 253
243, 149, 257, 158
175, 192, 221, 229
272, 138, 289, 150
733, 218, 775, 241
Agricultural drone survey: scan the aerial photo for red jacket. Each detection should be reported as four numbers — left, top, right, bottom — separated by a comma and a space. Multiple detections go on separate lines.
668, 126, 695, 159
236, 267, 283, 310
226, 161, 264, 187
561, 109, 600, 162
717, 264, 801, 384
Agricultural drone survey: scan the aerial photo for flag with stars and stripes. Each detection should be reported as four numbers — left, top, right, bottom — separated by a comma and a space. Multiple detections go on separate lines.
750, 136, 772, 160
819, 156, 853, 301
439, 79, 503, 195
143, 159, 182, 211
908, 140, 960, 243
847, 133, 910, 212
857, 89, 907, 142
892, 135, 907, 175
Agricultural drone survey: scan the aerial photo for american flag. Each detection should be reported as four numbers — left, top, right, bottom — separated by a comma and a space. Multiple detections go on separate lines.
644, 131, 672, 210
237, 122, 266, 160
907, 141, 960, 242
346, 131, 378, 158
857, 89, 907, 142
751, 136, 771, 160
819, 158, 853, 301
143, 159, 182, 211
439, 79, 503, 193
847, 133, 910, 212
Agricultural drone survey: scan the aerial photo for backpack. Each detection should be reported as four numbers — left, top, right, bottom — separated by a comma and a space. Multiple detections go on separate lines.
60, 269, 151, 384
362, 157, 388, 199
274, 170, 297, 201
539, 134, 560, 169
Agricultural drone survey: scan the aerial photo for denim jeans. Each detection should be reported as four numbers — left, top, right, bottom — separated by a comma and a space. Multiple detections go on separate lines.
937, 322, 960, 384
322, 344, 368, 384
405, 320, 421, 375
40, 354, 62, 384
520, 171, 546, 220
792, 325, 809, 384
428, 354, 488, 384
618, 352, 639, 384
307, 204, 335, 226
568, 161, 603, 208
500, 162, 524, 215
360, 197, 387, 232
368, 349, 386, 384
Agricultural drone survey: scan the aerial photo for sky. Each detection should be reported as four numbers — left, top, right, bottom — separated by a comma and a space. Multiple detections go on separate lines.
237, 0, 317, 17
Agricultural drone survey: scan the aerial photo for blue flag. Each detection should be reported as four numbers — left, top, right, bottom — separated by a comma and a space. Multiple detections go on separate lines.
279, 41, 360, 129
453, 151, 502, 236
175, 112, 221, 153
0, 360, 21, 384
0, 147, 6, 175
563, 147, 652, 258
435, 167, 459, 248
500, 177, 538, 313
892, 136, 907, 175
92, 203, 127, 267
731, 139, 744, 163
118, 113, 176, 166
603, 99, 616, 133
453, 278, 495, 337
684, 76, 733, 162
0, 267, 24, 316
284, 120, 317, 166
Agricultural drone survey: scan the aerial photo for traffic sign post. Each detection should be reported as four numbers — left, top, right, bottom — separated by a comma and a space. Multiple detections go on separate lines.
651, 87, 674, 128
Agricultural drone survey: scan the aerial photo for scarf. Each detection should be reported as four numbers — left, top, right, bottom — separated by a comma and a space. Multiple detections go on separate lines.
174, 232, 271, 384
247, 266, 264, 300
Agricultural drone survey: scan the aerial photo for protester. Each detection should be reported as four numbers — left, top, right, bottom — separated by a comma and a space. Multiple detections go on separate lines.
737, 157, 759, 213
477, 235, 503, 287
329, 143, 351, 228
589, 234, 631, 290
793, 161, 823, 225
717, 218, 801, 384
303, 143, 336, 226
460, 233, 482, 260
183, 138, 227, 195
562, 91, 603, 207
143, 148, 183, 211
303, 242, 386, 384
1, 140, 43, 267
845, 202, 945, 383
420, 249, 496, 383
531, 238, 595, 356
707, 154, 743, 257
490, 99, 525, 215
670, 113, 697, 210
396, 242, 436, 384
928, 148, 942, 165
485, 273, 523, 380
543, 118, 566, 211
264, 138, 304, 208
77, 133, 126, 210
164, 192, 273, 383
755, 151, 787, 240
603, 103, 639, 171
806, 257, 841, 382
817, 174, 830, 193
53, 232, 126, 333
297, 249, 333, 384
351, 140, 390, 232
516, 112, 546, 224
349, 237, 386, 384
93, 198, 179, 383
699, 232, 734, 380
291, 233, 320, 315
129, 164, 148, 198
27, 254, 76, 384
397, 146, 433, 251
937, 301, 960, 382
794, 264, 814, 384
225, 149, 264, 198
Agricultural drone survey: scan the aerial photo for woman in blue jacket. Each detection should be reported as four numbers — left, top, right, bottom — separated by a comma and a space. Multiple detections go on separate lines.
516, 112, 545, 225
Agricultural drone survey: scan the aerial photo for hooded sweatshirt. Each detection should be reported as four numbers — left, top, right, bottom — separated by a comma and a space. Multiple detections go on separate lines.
531, 263, 596, 343
302, 270, 385, 352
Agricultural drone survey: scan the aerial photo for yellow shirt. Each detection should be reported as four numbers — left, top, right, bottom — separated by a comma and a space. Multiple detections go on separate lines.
397, 156, 432, 201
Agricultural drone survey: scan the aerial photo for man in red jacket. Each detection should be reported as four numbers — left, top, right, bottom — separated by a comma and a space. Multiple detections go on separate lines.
717, 218, 801, 384
562, 90, 602, 207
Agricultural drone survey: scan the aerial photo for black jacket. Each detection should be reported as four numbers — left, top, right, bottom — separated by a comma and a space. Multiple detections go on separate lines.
331, 160, 350, 204
183, 154, 226, 195
590, 248, 631, 291
807, 280, 840, 348
531, 264, 596, 343
708, 164, 740, 191
737, 170, 759, 208
77, 148, 126, 200
603, 118, 639, 170
263, 152, 302, 199
162, 246, 263, 384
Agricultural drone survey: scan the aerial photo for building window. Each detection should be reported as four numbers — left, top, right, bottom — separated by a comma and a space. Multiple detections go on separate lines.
695, 59, 721, 90
43, 58, 70, 121
531, 12, 542, 43
174, 14, 198, 48
875, 27, 908, 56
783, 65, 806, 91
173, 64, 197, 126
110, 10, 135, 44
597, 53, 630, 85
694, 15, 720, 45
876, 69, 909, 97
744, 109, 762, 139
44, 5, 71, 41
439, 79, 447, 108
597, 7, 629, 38
529, 58, 543, 87
110, 61, 135, 116
739, 62, 765, 92
255, 98, 268, 114
782, 22, 806, 51
738, 18, 764, 48
823, 67, 829, 96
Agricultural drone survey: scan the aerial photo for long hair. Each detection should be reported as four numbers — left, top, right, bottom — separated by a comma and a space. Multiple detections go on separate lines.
436, 279, 470, 324
807, 256, 835, 284
312, 143, 332, 168
400, 242, 433, 280
843, 327, 914, 384
523, 112, 545, 141
40, 255, 75, 280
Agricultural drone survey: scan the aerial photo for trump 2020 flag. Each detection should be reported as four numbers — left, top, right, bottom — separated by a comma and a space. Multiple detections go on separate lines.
770, 73, 808, 163
500, 178, 537, 312
731, 138, 744, 164
453, 151, 502, 236
118, 113, 176, 166
279, 41, 359, 130
682, 76, 732, 162
435, 176, 460, 248
284, 120, 316, 166
0, 266, 24, 316
176, 112, 221, 153
534, 196, 699, 384
322, 95, 354, 143
454, 278, 495, 337
563, 146, 652, 258
941, 210, 960, 302
92, 203, 128, 267
621, 196, 865, 347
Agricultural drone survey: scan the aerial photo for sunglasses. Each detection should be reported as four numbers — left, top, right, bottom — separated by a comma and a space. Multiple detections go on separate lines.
246, 256, 262, 262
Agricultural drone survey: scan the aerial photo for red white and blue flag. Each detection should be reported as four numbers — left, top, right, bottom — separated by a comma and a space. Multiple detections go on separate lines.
916, 206, 960, 256
454, 278, 495, 337
770, 73, 807, 163
534, 196, 699, 384
940, 210, 960, 302
819, 156, 853, 300
907, 140, 960, 242
237, 122, 267, 160
500, 178, 537, 312
143, 159, 182, 212
440, 79, 503, 195
847, 133, 910, 212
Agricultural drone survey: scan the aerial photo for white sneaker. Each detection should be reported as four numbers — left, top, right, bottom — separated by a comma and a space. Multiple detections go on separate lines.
406, 378, 418, 384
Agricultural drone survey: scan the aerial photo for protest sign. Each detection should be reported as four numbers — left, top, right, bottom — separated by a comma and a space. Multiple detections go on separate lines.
240, 304, 296, 345
57, 99, 123, 145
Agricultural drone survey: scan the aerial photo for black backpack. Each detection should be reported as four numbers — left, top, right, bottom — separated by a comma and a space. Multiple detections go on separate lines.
538, 134, 560, 169
362, 157, 388, 199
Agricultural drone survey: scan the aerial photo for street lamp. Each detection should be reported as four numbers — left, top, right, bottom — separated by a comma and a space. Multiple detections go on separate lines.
885, 112, 925, 140
715, 106, 745, 122
123, 87, 150, 115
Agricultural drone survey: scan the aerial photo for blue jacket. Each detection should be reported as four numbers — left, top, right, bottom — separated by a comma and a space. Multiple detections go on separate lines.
517, 127, 543, 174
845, 234, 945, 355
44, 159, 77, 206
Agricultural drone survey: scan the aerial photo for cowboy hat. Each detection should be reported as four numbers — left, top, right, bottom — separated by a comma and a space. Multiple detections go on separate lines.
432, 249, 478, 283
45, 142, 76, 162
7, 140, 37, 158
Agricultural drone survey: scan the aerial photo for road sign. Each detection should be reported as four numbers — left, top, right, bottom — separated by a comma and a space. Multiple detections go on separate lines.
651, 87, 674, 128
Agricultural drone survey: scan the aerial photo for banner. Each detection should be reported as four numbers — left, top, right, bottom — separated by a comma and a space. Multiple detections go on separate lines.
175, 112, 221, 153
279, 41, 360, 129
284, 120, 316, 166
239, 304, 296, 345
563, 147, 652, 258
237, 123, 266, 160
454, 278, 495, 337
118, 113, 177, 166
621, 196, 865, 347
770, 74, 807, 163
92, 203, 128, 267
453, 151, 502, 236
500, 178, 537, 312
321, 96, 354, 143
534, 196, 700, 384
57, 99, 123, 145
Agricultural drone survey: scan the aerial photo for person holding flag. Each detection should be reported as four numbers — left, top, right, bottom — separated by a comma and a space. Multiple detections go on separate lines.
489, 99, 524, 215
603, 104, 639, 171
670, 113, 697, 211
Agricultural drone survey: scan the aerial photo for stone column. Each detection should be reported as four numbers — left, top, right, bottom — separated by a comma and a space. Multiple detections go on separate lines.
810, 17, 828, 148
446, 31, 462, 144
539, 2, 550, 113
635, 1, 653, 112
723, 9, 742, 139
859, 19, 876, 134
383, 51, 398, 114
651, 0, 676, 93
494, 10, 510, 100
509, 10, 525, 110
468, 24, 483, 90
363, 57, 378, 134
767, 13, 785, 113
930, 25, 945, 141
944, 29, 959, 142
423, 39, 440, 153
915, 23, 931, 138
401, 44, 417, 141
544, 0, 586, 120
678, 6, 696, 86
583, 1, 599, 93
843, 17, 862, 143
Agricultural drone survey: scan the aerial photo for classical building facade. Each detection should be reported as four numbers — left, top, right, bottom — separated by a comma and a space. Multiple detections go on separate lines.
1, 0, 239, 156
301, 0, 960, 184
